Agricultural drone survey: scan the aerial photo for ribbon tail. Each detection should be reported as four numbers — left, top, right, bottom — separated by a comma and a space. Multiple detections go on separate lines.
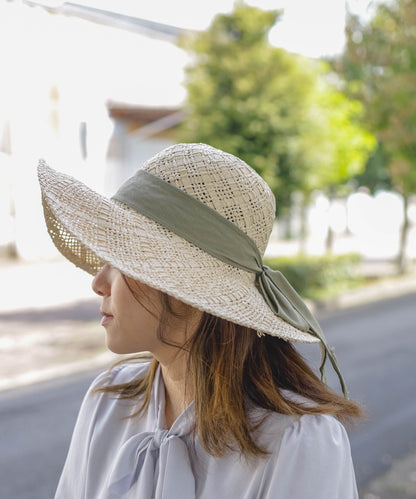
157, 437, 195, 499
107, 433, 154, 496
319, 342, 328, 385
258, 267, 349, 398
313, 322, 348, 399
327, 344, 349, 399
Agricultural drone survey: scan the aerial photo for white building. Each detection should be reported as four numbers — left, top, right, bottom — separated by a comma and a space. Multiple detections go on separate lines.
0, 1, 188, 259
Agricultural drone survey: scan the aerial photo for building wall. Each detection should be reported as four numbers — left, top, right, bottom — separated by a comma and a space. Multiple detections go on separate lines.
0, 2, 182, 260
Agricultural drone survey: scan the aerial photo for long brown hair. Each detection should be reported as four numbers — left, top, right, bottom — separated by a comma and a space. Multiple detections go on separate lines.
97, 280, 364, 458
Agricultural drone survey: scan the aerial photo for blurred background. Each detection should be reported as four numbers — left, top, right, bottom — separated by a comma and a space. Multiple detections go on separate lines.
0, 1, 415, 498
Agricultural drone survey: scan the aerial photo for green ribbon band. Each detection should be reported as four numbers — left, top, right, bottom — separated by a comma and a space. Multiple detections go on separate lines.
112, 169, 348, 397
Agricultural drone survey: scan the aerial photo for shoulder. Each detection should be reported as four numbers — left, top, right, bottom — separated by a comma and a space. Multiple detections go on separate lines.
73, 360, 152, 429
270, 391, 352, 455
77, 360, 152, 414
88, 359, 152, 392
276, 413, 353, 465
256, 410, 349, 451
286, 413, 350, 444
260, 414, 358, 498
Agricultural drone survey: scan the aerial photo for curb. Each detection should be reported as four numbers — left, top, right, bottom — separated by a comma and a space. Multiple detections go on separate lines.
311, 272, 416, 314
0, 351, 117, 393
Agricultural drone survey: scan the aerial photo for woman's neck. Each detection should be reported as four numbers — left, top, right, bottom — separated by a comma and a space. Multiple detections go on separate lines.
160, 356, 193, 429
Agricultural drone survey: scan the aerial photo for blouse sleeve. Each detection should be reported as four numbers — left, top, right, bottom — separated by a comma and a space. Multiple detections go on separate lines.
262, 414, 358, 499
54, 369, 118, 498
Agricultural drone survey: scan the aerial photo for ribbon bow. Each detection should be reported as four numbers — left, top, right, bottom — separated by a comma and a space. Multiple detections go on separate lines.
107, 429, 195, 498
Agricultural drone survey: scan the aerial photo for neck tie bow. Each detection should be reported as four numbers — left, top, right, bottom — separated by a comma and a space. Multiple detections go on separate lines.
107, 428, 195, 498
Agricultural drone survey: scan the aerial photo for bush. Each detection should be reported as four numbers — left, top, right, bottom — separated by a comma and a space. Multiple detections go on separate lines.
263, 253, 362, 301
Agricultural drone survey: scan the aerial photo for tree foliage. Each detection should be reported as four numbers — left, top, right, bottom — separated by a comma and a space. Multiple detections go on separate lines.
336, 0, 416, 272
353, 142, 393, 194
338, 0, 416, 195
178, 5, 316, 213
298, 67, 375, 195
179, 4, 375, 215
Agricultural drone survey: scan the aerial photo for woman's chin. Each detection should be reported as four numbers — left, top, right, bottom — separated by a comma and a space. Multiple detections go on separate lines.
106, 342, 131, 355
105, 338, 146, 356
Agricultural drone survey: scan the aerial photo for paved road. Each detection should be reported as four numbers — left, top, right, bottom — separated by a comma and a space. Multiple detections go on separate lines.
0, 370, 100, 499
315, 292, 416, 487
321, 294, 416, 484
0, 293, 415, 498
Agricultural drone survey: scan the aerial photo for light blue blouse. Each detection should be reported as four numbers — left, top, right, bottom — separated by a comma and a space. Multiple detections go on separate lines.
55, 362, 358, 498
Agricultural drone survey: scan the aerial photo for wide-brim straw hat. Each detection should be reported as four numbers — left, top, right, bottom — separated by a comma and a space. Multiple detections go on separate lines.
38, 143, 319, 344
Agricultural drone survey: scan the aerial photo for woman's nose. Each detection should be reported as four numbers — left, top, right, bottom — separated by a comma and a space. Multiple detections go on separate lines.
92, 264, 111, 296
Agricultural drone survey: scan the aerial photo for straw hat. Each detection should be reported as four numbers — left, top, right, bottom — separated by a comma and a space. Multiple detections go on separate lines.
38, 143, 319, 344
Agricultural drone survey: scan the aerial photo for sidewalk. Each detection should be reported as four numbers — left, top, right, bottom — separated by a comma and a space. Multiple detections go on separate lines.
0, 258, 114, 391
360, 451, 416, 498
0, 258, 415, 497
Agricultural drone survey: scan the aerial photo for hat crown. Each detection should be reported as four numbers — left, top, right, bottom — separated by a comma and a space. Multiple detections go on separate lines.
141, 143, 275, 256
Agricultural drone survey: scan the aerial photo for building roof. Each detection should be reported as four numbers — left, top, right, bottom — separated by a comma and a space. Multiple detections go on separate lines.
23, 1, 194, 42
107, 102, 184, 138
108, 103, 180, 125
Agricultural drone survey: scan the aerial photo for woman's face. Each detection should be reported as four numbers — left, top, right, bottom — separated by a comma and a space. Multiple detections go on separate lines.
92, 264, 195, 358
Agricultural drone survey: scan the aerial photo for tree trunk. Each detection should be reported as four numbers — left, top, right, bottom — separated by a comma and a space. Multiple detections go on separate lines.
325, 226, 334, 254
397, 192, 409, 274
325, 186, 336, 254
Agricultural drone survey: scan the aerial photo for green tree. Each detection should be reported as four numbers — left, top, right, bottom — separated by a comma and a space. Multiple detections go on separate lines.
299, 71, 375, 192
295, 66, 376, 252
178, 4, 316, 214
353, 142, 393, 194
179, 3, 375, 256
337, 0, 416, 272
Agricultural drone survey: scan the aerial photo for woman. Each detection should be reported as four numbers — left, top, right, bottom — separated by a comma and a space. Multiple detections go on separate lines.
38, 143, 363, 498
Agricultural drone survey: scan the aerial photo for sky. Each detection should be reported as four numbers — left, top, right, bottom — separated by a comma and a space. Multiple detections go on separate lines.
62, 0, 378, 58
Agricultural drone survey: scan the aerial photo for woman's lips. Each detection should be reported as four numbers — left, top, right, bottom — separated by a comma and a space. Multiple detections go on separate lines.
100, 312, 114, 326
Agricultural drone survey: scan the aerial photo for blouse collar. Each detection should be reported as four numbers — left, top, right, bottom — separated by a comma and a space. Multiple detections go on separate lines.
106, 364, 196, 498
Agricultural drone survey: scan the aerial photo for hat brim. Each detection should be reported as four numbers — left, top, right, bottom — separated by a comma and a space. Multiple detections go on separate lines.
38, 162, 319, 344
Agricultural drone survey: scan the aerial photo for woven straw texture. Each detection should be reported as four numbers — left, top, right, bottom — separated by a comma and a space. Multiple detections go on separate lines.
38, 143, 319, 343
